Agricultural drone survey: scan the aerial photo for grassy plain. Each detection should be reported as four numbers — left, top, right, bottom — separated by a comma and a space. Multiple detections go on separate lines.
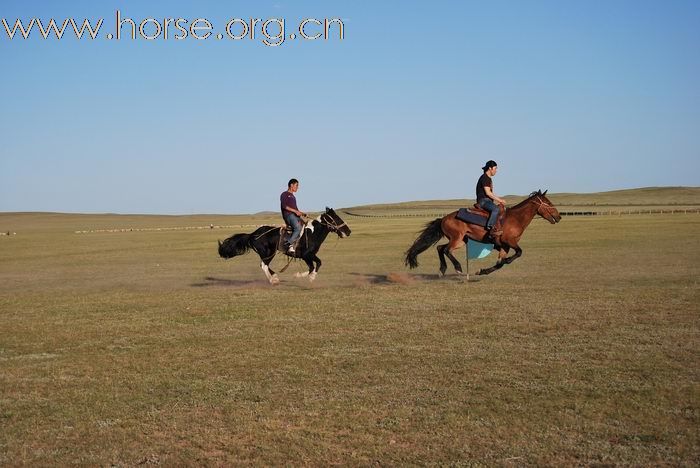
347, 186, 700, 216
1, 189, 699, 465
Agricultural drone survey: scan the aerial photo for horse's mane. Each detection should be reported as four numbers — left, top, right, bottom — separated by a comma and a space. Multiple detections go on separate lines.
510, 190, 543, 210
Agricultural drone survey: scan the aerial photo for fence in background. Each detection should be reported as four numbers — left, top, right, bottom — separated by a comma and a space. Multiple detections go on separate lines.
341, 208, 700, 219
18, 208, 691, 234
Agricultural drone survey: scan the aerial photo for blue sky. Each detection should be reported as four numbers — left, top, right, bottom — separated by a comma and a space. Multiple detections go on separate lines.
1, 0, 699, 214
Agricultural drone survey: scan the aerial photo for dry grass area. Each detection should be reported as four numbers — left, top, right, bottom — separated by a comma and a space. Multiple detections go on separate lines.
0, 202, 698, 465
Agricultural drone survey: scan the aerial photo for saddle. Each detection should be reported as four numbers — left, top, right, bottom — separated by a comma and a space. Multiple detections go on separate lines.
470, 203, 504, 218
455, 204, 506, 232
276, 223, 309, 254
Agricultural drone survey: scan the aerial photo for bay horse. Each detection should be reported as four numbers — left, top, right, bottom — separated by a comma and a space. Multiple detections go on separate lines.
405, 190, 561, 276
218, 208, 351, 285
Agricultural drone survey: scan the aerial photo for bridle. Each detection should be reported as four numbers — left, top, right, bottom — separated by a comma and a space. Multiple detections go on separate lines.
532, 195, 558, 222
318, 212, 348, 234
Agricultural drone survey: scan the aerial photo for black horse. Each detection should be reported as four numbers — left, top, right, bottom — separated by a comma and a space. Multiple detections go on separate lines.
218, 207, 351, 285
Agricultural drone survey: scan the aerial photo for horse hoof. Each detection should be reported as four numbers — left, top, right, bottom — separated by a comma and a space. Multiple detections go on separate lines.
309, 272, 317, 282
270, 275, 280, 285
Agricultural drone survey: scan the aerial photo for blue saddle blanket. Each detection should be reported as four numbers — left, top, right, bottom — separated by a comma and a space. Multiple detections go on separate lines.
456, 208, 488, 227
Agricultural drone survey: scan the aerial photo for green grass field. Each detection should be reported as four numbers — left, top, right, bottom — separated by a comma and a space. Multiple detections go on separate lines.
1, 188, 699, 465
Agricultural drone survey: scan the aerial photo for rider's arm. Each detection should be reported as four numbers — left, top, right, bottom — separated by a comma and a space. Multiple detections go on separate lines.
484, 186, 506, 205
284, 205, 307, 217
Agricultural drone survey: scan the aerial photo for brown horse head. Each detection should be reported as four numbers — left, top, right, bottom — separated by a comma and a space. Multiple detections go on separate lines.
532, 189, 561, 224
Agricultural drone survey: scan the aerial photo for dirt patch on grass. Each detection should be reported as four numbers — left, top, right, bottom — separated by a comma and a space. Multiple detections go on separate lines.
349, 272, 443, 285
386, 272, 416, 284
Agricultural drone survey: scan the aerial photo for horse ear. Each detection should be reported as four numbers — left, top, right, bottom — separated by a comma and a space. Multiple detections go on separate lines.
543, 189, 548, 196
325, 206, 331, 212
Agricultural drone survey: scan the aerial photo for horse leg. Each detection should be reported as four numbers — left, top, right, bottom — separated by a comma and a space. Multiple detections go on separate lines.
439, 218, 470, 275
303, 255, 317, 282
476, 248, 508, 276
293, 255, 316, 281
257, 239, 280, 285
499, 246, 511, 263
437, 244, 449, 276
444, 238, 465, 275
261, 258, 280, 285
503, 245, 522, 264
305, 255, 320, 282
294, 255, 318, 280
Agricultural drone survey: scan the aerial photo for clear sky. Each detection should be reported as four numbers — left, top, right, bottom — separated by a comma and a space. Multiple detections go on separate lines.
1, 0, 699, 214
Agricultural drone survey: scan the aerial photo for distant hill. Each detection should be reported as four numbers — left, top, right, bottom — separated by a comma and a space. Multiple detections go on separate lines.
2, 188, 698, 228
342, 187, 700, 215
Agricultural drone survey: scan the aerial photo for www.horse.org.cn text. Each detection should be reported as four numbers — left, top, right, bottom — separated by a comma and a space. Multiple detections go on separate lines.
1, 10, 345, 47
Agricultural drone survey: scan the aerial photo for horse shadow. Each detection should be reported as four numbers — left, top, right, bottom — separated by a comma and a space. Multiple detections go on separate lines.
348, 272, 479, 285
191, 276, 268, 288
191, 276, 317, 289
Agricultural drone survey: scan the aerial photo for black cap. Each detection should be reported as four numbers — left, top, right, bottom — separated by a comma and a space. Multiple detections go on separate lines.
482, 160, 498, 171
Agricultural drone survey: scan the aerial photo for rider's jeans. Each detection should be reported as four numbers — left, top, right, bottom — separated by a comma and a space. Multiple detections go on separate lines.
478, 198, 499, 228
283, 212, 303, 244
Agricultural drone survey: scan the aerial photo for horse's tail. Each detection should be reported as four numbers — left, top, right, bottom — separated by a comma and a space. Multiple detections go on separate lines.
218, 233, 252, 259
405, 218, 444, 269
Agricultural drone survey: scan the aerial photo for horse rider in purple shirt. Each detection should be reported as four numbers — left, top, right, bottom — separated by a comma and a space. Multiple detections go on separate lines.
280, 178, 307, 253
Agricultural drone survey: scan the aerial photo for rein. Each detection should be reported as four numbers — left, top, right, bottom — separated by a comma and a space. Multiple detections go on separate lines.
532, 196, 557, 220
318, 213, 347, 233
253, 226, 281, 241
533, 196, 553, 208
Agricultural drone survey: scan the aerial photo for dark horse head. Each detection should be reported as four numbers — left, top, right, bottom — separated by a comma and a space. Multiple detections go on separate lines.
319, 207, 352, 238
218, 207, 351, 285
